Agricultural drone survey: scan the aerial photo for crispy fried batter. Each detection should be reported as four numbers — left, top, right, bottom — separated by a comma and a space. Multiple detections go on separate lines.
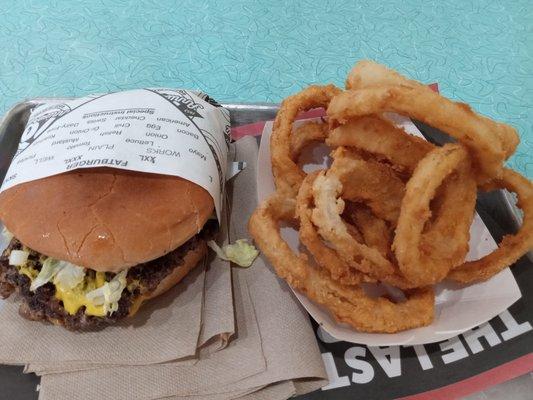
392, 144, 477, 286
326, 116, 434, 174
449, 168, 533, 283
327, 85, 518, 184
271, 85, 341, 197
290, 121, 329, 160
330, 147, 405, 224
249, 195, 435, 333
249, 59, 531, 334
297, 172, 368, 286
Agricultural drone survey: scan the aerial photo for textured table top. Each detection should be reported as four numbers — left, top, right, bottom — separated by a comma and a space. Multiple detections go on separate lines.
0, 0, 531, 177
0, 2, 531, 398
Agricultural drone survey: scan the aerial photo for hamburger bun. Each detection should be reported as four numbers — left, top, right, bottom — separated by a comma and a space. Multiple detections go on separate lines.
0, 168, 214, 272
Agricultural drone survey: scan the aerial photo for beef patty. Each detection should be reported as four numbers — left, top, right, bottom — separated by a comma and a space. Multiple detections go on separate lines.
0, 223, 214, 331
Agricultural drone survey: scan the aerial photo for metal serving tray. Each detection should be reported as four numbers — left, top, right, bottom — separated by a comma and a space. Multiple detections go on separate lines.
0, 99, 529, 400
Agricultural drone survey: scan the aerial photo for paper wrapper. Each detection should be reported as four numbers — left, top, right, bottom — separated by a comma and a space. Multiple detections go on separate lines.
34, 137, 327, 400
256, 116, 522, 346
197, 198, 235, 350
0, 88, 230, 219
198, 254, 234, 350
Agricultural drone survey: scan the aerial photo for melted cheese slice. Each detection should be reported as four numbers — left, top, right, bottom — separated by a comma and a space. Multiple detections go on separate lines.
17, 263, 109, 317
54, 272, 107, 317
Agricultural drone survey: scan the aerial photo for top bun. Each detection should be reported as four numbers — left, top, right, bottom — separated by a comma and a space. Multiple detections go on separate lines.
0, 168, 214, 272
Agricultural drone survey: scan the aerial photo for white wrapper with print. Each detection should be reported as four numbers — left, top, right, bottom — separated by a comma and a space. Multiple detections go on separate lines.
0, 88, 230, 220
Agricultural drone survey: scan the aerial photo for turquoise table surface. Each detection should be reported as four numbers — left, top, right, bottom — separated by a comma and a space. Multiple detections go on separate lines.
0, 0, 531, 177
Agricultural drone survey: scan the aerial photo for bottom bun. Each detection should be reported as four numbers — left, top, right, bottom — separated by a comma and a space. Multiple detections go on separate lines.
128, 240, 207, 317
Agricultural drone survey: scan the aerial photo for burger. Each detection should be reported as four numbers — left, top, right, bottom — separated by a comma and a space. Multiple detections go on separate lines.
0, 168, 216, 330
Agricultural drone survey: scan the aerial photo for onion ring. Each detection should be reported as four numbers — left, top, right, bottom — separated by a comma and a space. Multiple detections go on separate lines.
418, 160, 477, 269
327, 85, 519, 183
392, 144, 475, 285
345, 60, 518, 160
346, 59, 429, 91
347, 205, 392, 260
250, 60, 529, 334
248, 194, 435, 333
345, 219, 364, 243
343, 203, 420, 290
297, 172, 367, 286
449, 168, 533, 283
330, 147, 405, 224
311, 170, 396, 278
271, 84, 342, 197
326, 116, 434, 174
290, 120, 329, 160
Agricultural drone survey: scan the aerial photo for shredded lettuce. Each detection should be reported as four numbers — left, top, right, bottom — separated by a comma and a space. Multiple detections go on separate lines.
30, 258, 85, 292
30, 258, 59, 291
54, 262, 85, 289
207, 239, 259, 267
8, 250, 29, 266
23, 254, 127, 316
85, 270, 127, 314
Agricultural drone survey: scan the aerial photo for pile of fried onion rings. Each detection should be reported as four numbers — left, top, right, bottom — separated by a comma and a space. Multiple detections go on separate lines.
248, 60, 533, 333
